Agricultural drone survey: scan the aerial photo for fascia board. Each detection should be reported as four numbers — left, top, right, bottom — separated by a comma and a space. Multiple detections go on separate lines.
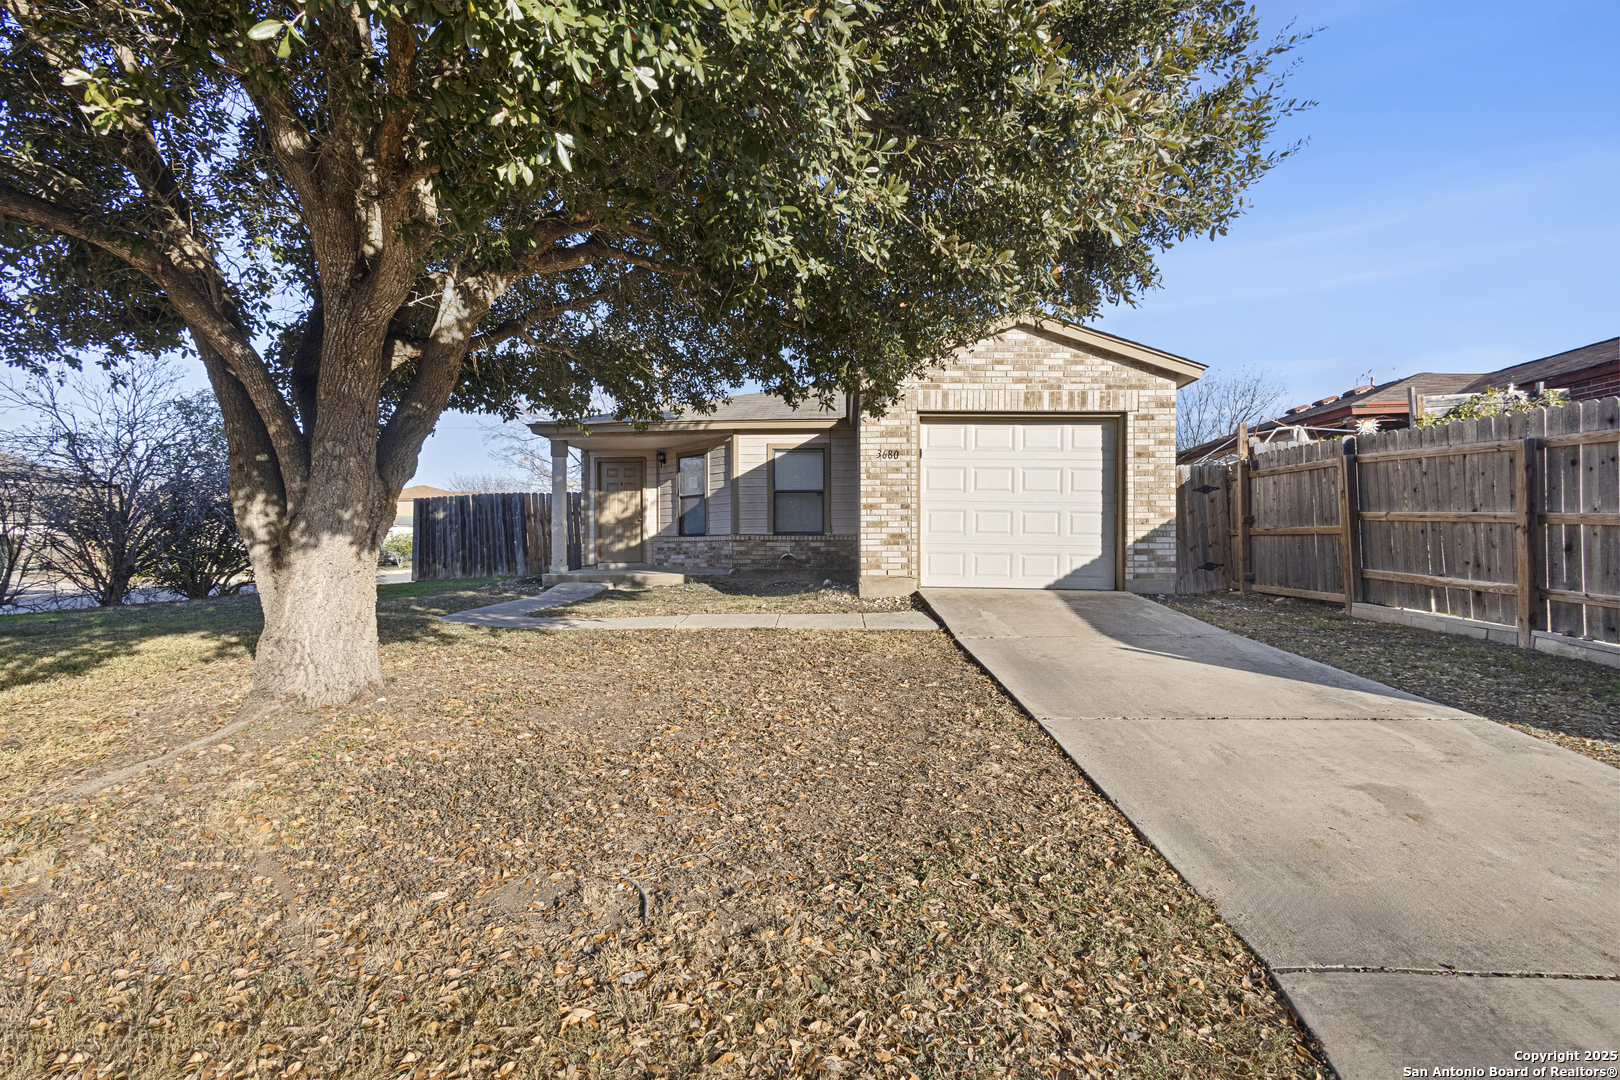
528, 418, 844, 438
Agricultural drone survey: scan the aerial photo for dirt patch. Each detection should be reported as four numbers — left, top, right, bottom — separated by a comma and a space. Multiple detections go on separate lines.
1, 626, 1323, 1079
507, 579, 922, 619
1159, 592, 1620, 768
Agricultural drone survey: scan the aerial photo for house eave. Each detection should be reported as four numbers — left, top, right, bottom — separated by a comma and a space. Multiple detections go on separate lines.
528, 417, 846, 439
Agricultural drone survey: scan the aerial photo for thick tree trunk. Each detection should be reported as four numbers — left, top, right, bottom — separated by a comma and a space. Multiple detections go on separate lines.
250, 528, 384, 705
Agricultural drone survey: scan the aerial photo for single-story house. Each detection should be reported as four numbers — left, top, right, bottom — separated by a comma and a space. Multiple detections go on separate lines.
1463, 336, 1618, 403
527, 319, 1201, 597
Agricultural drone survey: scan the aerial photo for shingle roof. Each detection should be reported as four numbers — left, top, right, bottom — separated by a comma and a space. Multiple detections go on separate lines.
562, 391, 848, 428
1271, 372, 1485, 427
1458, 337, 1618, 393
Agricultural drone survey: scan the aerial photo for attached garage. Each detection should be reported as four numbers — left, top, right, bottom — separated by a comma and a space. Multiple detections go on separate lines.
920, 418, 1118, 589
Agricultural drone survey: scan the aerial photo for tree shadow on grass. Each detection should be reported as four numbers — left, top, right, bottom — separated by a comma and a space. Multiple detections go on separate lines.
376, 577, 526, 645
0, 577, 527, 692
0, 595, 263, 691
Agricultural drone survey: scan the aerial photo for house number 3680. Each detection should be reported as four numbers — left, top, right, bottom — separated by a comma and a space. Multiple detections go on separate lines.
873, 449, 904, 459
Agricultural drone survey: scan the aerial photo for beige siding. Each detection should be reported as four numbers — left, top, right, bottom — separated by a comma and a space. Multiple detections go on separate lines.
830, 424, 858, 534
582, 450, 596, 565
708, 444, 730, 535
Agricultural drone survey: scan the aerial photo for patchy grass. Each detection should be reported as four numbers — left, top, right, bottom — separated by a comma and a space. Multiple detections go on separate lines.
0, 579, 527, 805
1159, 592, 1620, 768
529, 579, 920, 619
1, 617, 1324, 1079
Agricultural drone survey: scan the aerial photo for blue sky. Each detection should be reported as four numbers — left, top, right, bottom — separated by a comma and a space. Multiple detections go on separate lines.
408, 0, 1616, 485
1092, 0, 1619, 396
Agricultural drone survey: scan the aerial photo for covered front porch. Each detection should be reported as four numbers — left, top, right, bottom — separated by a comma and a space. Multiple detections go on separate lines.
529, 393, 860, 583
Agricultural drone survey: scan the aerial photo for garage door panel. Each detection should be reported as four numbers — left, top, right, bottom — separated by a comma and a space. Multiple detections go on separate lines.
1021, 552, 1060, 578
921, 418, 1116, 590
974, 425, 1016, 451
974, 510, 1013, 536
1021, 510, 1060, 537
1021, 467, 1063, 493
972, 467, 1014, 492
1021, 425, 1063, 451
973, 552, 1013, 579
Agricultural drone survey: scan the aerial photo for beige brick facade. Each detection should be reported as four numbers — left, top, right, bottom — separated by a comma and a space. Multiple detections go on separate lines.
857, 323, 1182, 596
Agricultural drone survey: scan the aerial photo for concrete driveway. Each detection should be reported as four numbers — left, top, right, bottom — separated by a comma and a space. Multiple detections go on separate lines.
923, 589, 1620, 1080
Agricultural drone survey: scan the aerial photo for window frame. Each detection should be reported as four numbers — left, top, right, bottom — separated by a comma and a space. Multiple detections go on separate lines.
676, 451, 708, 536
767, 443, 830, 535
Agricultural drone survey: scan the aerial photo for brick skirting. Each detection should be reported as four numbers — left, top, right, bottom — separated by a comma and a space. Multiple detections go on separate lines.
648, 535, 857, 575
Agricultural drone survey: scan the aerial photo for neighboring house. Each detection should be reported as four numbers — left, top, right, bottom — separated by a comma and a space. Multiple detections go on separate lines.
1177, 336, 1619, 464
394, 485, 456, 535
528, 320, 1201, 596
1460, 336, 1618, 403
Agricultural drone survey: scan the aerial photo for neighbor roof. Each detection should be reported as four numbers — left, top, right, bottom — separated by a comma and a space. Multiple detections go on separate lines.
1457, 337, 1618, 393
398, 485, 457, 501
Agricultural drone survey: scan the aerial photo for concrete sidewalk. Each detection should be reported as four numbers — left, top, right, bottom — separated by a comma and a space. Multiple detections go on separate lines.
443, 586, 938, 631
923, 588, 1620, 1080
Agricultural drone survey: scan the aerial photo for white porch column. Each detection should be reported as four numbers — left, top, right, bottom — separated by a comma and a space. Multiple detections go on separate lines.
550, 441, 569, 574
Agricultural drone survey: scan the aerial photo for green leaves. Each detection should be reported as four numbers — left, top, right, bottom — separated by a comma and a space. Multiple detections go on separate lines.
1, 0, 1299, 436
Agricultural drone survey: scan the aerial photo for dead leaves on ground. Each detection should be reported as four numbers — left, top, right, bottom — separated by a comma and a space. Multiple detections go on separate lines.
3, 630, 1321, 1078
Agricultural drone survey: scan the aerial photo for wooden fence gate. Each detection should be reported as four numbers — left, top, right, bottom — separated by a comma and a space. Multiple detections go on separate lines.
412, 492, 583, 582
1175, 396, 1620, 650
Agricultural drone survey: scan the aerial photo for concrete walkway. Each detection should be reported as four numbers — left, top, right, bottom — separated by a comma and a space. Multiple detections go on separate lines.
443, 584, 938, 630
922, 588, 1620, 1080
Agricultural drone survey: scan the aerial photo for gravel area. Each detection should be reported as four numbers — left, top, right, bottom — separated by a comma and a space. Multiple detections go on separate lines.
1157, 592, 1620, 768
508, 579, 921, 619
1, 614, 1324, 1079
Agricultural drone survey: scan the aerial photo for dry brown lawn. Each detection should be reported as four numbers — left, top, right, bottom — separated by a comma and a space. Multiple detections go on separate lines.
1158, 592, 1620, 768
1, 587, 1326, 1080
526, 580, 920, 619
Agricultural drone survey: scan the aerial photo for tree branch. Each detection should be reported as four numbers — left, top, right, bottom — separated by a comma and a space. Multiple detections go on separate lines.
466, 285, 623, 352
0, 184, 161, 275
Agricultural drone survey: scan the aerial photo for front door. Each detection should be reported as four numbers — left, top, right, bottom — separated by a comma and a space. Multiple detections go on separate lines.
597, 459, 645, 564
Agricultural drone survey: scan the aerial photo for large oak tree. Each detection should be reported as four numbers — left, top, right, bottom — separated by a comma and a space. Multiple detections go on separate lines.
0, 0, 1300, 705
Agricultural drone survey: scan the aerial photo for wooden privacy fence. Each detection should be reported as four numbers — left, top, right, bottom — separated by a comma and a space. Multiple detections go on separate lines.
412, 492, 583, 581
1176, 396, 1620, 649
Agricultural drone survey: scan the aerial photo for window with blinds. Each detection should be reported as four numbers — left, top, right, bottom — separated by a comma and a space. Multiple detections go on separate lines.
772, 448, 824, 534
677, 454, 706, 535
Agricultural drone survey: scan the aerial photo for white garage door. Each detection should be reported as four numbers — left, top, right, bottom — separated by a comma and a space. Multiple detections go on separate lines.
920, 418, 1116, 589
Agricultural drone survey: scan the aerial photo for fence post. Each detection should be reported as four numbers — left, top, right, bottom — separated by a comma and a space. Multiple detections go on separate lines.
411, 498, 421, 581
1235, 421, 1250, 594
1339, 439, 1359, 614
1515, 437, 1538, 648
